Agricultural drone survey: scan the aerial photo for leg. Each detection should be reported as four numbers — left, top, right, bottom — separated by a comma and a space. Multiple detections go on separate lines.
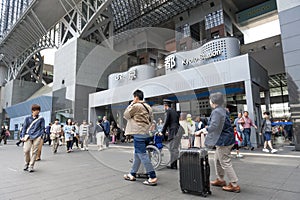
36, 139, 44, 160
29, 137, 42, 168
214, 147, 225, 181
216, 145, 238, 183
23, 139, 33, 167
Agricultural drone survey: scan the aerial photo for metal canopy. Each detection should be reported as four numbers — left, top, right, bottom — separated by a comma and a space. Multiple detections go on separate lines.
0, 0, 81, 66
111, 0, 206, 33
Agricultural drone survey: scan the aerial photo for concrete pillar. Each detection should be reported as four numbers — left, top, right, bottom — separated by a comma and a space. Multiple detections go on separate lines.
244, 80, 258, 147
277, 0, 300, 150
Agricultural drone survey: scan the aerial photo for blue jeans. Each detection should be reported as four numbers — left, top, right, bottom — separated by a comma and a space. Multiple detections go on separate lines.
243, 128, 252, 148
130, 134, 156, 179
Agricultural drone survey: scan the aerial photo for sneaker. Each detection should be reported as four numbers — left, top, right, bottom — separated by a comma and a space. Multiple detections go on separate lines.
271, 149, 278, 153
28, 167, 34, 173
23, 164, 29, 171
236, 154, 244, 158
251, 147, 255, 151
222, 183, 240, 193
211, 178, 226, 187
262, 148, 270, 153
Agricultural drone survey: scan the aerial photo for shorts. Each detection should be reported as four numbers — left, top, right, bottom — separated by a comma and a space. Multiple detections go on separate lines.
264, 131, 272, 141
232, 143, 239, 150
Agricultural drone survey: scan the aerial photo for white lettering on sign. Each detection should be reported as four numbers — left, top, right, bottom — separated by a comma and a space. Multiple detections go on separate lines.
128, 69, 137, 80
165, 55, 176, 70
182, 50, 223, 66
115, 74, 124, 80
200, 50, 223, 60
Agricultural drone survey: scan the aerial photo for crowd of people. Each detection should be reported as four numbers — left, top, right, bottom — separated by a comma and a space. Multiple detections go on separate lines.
1, 90, 294, 194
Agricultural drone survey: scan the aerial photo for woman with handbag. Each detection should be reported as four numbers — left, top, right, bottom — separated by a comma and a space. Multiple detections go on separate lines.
260, 112, 278, 153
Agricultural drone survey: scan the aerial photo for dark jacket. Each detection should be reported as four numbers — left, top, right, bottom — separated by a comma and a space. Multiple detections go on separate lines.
204, 106, 235, 147
161, 108, 180, 141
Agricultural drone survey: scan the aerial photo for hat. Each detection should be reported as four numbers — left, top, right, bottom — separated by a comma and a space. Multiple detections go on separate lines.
187, 114, 192, 118
163, 99, 173, 106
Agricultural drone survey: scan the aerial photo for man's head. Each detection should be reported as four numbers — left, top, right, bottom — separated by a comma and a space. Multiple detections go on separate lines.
54, 119, 59, 124
103, 116, 107, 121
163, 99, 173, 110
133, 89, 144, 102
243, 111, 249, 117
209, 92, 224, 108
263, 111, 270, 118
31, 104, 41, 116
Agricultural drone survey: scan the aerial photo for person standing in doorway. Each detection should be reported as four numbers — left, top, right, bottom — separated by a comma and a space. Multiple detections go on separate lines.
260, 111, 278, 153
160, 99, 183, 170
102, 116, 110, 148
79, 120, 89, 151
123, 89, 157, 186
95, 119, 105, 151
239, 111, 257, 150
20, 104, 45, 172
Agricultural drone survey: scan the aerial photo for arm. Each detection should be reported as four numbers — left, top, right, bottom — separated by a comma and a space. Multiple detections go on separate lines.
250, 118, 258, 129
20, 118, 29, 138
205, 109, 225, 134
161, 111, 170, 134
236, 132, 243, 141
124, 104, 139, 120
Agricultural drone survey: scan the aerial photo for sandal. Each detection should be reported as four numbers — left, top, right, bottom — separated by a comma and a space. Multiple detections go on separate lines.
124, 174, 136, 181
143, 178, 157, 186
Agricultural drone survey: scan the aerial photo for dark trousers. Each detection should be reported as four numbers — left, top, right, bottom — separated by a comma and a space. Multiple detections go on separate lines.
243, 128, 252, 148
66, 140, 73, 150
105, 135, 110, 147
73, 136, 79, 148
169, 128, 183, 165
0, 135, 7, 144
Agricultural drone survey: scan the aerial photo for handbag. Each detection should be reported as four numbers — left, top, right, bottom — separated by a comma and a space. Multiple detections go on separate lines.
50, 133, 56, 140
5, 130, 10, 137
181, 137, 191, 149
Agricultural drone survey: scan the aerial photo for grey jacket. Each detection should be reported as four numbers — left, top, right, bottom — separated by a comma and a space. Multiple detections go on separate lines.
204, 106, 235, 147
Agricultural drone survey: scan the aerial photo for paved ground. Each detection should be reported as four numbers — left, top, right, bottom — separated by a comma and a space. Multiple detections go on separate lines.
1, 140, 300, 200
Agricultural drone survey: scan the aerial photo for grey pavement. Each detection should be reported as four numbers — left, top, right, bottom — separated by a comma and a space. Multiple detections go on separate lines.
0, 140, 300, 200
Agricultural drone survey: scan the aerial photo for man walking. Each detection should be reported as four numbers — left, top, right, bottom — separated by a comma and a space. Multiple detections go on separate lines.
20, 104, 45, 172
123, 89, 157, 186
50, 119, 62, 153
102, 116, 110, 148
160, 99, 183, 170
239, 111, 257, 150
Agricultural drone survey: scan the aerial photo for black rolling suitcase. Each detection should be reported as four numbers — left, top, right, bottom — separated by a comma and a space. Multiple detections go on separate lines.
179, 147, 211, 197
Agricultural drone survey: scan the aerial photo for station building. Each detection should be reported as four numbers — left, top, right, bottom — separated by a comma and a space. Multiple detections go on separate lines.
2, 0, 300, 149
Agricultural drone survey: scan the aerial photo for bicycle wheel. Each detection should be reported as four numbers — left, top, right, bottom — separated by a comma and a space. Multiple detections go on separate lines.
159, 144, 171, 168
146, 145, 161, 169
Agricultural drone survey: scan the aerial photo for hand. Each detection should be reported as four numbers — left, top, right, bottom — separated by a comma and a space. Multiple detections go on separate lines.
158, 132, 163, 136
259, 132, 262, 135
200, 128, 207, 134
